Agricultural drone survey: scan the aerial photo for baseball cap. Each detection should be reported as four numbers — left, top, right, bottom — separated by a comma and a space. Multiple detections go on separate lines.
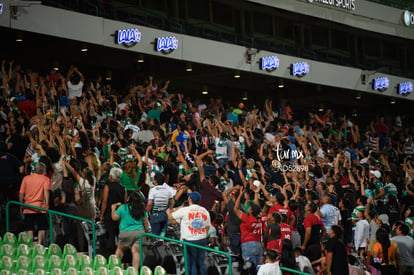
187, 192, 201, 202
377, 214, 389, 225
370, 170, 381, 179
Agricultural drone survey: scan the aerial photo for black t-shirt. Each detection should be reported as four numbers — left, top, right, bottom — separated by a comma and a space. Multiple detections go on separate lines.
326, 237, 349, 275
0, 153, 22, 185
8, 133, 27, 161
226, 200, 241, 235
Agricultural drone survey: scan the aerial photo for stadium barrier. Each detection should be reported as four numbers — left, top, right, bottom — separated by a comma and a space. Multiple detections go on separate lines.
5, 201, 97, 257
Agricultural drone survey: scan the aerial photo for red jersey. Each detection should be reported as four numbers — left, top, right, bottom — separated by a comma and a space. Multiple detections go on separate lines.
241, 213, 262, 243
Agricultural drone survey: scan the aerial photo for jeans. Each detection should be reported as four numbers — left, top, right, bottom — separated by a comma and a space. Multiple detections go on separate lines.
228, 233, 241, 255
217, 158, 228, 168
241, 241, 262, 267
185, 238, 208, 275
149, 212, 168, 236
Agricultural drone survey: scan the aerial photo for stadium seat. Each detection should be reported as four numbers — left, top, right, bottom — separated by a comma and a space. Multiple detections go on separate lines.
33, 269, 47, 275
65, 267, 78, 275
48, 244, 63, 258
0, 236, 3, 247
78, 254, 93, 270
63, 255, 77, 271
0, 244, 16, 257
62, 244, 77, 258
31, 255, 48, 272
110, 266, 123, 275
0, 270, 12, 275
16, 244, 32, 258
18, 232, 33, 246
33, 244, 47, 258
3, 232, 18, 247
48, 255, 63, 271
16, 255, 32, 272
81, 266, 95, 275
153, 266, 167, 275
15, 270, 29, 275
49, 268, 65, 275
140, 266, 152, 275
125, 266, 139, 275
108, 254, 122, 269
0, 256, 15, 271
93, 254, 108, 270
96, 266, 110, 275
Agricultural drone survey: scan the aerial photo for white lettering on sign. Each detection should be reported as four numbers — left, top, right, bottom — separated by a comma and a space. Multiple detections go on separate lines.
308, 0, 356, 11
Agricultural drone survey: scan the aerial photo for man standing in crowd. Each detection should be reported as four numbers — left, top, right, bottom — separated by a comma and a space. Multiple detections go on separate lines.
19, 162, 50, 245
301, 202, 326, 265
147, 172, 174, 236
326, 225, 349, 275
167, 192, 210, 275
392, 222, 414, 275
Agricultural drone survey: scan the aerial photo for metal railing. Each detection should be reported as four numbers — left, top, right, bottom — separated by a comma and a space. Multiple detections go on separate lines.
280, 267, 312, 274
5, 201, 97, 257
138, 233, 232, 275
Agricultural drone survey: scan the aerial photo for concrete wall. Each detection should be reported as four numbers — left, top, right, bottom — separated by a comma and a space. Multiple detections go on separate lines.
0, 0, 413, 101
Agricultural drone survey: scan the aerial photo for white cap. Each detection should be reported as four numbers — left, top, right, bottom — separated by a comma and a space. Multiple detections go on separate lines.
253, 180, 261, 188
370, 170, 381, 178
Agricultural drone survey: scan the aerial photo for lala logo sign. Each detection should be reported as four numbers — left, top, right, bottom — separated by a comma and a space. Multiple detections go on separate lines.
116, 28, 141, 48
0, 2, 3, 15
291, 62, 310, 77
372, 77, 389, 91
155, 36, 179, 53
398, 82, 413, 95
260, 56, 280, 72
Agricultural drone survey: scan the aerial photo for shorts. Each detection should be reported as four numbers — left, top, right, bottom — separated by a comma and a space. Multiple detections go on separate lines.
118, 230, 145, 247
24, 213, 48, 231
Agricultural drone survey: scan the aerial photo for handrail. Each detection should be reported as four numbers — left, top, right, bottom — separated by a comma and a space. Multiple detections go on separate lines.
87, 1, 99, 17
139, 233, 232, 275
5, 201, 97, 257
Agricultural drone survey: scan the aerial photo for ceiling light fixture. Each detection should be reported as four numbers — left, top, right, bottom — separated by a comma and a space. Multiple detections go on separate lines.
106, 70, 112, 81
242, 91, 248, 101
201, 85, 208, 95
390, 98, 396, 104
80, 44, 88, 52
278, 79, 284, 88
186, 63, 192, 72
137, 54, 144, 63
234, 71, 240, 79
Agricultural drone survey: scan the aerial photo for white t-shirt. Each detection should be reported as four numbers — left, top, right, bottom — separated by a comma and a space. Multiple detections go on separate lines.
77, 177, 96, 206
257, 261, 281, 275
172, 204, 211, 241
67, 81, 84, 100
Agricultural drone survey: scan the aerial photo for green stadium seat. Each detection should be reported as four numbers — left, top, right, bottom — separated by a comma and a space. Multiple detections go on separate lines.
125, 266, 139, 275
3, 232, 18, 247
153, 266, 166, 275
139, 266, 152, 275
0, 244, 16, 257
33, 269, 47, 275
94, 254, 108, 270
31, 255, 48, 272
63, 244, 77, 258
49, 268, 65, 275
96, 266, 110, 275
0, 256, 15, 271
15, 270, 29, 275
65, 267, 78, 275
81, 266, 95, 275
16, 244, 32, 258
0, 270, 12, 275
32, 244, 47, 257
48, 244, 63, 258
108, 254, 122, 269
18, 232, 33, 246
63, 254, 77, 271
48, 255, 63, 271
78, 254, 93, 270
15, 255, 32, 272
111, 266, 123, 275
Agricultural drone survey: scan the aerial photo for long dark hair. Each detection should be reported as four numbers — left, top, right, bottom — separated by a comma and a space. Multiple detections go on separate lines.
280, 239, 296, 270
82, 167, 95, 187
128, 191, 145, 221
376, 228, 391, 264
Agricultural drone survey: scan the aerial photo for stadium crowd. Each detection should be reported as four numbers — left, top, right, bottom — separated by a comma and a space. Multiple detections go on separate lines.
1, 58, 414, 275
